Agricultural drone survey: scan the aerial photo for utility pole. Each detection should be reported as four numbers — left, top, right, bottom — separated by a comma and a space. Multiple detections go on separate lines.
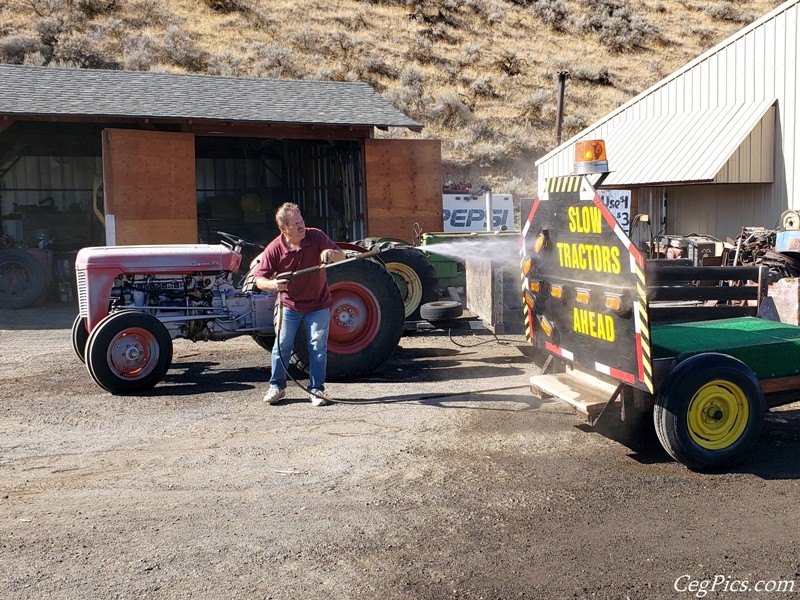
554, 71, 568, 146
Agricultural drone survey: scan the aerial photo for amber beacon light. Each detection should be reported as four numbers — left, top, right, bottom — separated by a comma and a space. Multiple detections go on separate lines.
574, 139, 609, 174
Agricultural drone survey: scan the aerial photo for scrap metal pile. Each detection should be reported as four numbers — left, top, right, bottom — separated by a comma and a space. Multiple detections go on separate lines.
727, 223, 800, 282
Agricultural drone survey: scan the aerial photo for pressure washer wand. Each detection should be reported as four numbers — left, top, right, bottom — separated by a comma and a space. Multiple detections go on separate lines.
276, 246, 383, 281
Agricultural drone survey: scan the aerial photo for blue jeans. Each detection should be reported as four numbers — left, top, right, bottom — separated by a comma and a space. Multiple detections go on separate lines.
270, 306, 330, 392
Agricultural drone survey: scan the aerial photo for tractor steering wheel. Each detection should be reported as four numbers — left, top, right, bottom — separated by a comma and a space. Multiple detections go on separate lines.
216, 231, 263, 251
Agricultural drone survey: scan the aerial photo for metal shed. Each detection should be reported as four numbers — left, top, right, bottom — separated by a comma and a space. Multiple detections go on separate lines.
0, 64, 440, 256
536, 0, 799, 247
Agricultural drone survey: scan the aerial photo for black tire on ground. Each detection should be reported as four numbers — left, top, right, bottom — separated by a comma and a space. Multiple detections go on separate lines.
71, 314, 90, 363
420, 300, 463, 321
0, 248, 47, 309
653, 352, 765, 471
293, 259, 404, 381
251, 334, 275, 352
85, 311, 173, 394
378, 246, 440, 321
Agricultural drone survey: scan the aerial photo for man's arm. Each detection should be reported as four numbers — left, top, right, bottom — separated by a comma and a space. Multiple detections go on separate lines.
255, 276, 288, 292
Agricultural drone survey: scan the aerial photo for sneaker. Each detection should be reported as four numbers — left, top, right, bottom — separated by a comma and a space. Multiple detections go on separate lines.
308, 389, 329, 407
263, 386, 286, 405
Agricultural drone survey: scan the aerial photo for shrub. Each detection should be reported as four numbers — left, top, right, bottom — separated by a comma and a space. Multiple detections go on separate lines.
0, 33, 41, 64
22, 51, 47, 66
19, 0, 66, 18
571, 64, 612, 85
456, 42, 481, 68
207, 51, 245, 77
120, 32, 160, 70
562, 108, 590, 136
75, 0, 117, 17
693, 27, 715, 44
517, 88, 552, 123
361, 56, 396, 79
162, 25, 208, 72
493, 49, 526, 76
125, 0, 163, 27
201, 0, 250, 14
702, 2, 752, 23
405, 36, 434, 64
577, 0, 659, 52
469, 75, 499, 99
429, 91, 473, 127
53, 29, 117, 68
325, 31, 357, 59
530, 0, 568, 32
484, 2, 506, 25
289, 26, 319, 52
422, 22, 456, 43
399, 64, 425, 89
250, 43, 300, 79
384, 76, 433, 118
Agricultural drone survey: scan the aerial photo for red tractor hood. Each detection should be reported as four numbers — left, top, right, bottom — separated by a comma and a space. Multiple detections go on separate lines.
76, 244, 242, 274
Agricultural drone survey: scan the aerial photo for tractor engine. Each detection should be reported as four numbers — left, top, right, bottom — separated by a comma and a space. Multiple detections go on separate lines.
110, 272, 275, 340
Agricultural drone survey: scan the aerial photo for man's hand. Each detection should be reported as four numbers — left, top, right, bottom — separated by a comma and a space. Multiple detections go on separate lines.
320, 248, 345, 264
272, 278, 290, 291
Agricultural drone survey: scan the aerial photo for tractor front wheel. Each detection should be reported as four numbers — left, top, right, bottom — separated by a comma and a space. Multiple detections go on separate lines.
654, 353, 765, 471
71, 314, 89, 363
85, 311, 173, 394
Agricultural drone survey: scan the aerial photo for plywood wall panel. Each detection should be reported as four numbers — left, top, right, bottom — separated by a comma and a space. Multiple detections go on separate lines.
102, 129, 197, 244
364, 139, 442, 241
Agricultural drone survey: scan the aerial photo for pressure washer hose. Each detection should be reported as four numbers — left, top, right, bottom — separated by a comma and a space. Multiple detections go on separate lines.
271, 248, 529, 405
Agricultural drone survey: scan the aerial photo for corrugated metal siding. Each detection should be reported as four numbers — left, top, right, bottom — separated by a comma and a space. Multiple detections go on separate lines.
665, 184, 780, 240
716, 106, 775, 183
0, 156, 102, 211
536, 0, 800, 236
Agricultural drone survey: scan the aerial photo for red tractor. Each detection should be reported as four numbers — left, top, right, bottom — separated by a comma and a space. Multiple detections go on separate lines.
73, 232, 404, 394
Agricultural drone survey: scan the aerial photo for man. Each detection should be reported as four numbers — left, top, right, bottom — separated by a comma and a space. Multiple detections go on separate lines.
252, 203, 345, 406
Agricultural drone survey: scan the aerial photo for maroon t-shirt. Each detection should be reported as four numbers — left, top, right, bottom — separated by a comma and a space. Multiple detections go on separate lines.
251, 228, 339, 313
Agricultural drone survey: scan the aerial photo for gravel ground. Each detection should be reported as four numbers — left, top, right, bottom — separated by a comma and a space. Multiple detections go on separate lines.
2, 304, 800, 600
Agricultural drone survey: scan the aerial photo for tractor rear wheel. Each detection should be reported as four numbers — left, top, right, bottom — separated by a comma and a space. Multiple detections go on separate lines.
0, 248, 47, 309
293, 258, 404, 380
654, 353, 765, 471
85, 311, 173, 394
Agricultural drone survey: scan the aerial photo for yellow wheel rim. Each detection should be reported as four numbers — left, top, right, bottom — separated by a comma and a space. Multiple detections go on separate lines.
686, 379, 750, 450
385, 261, 422, 318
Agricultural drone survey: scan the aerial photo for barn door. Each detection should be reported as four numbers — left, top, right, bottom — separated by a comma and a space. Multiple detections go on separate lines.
101, 129, 197, 245
364, 139, 442, 242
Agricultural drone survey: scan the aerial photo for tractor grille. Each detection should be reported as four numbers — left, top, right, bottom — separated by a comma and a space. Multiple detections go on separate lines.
75, 269, 89, 317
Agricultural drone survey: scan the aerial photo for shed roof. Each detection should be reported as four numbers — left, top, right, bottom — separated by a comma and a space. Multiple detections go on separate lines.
599, 100, 776, 187
0, 63, 422, 132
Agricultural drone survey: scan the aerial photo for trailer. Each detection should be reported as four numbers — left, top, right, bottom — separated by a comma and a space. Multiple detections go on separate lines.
522, 140, 800, 470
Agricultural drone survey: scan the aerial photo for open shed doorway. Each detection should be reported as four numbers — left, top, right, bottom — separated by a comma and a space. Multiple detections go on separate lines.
195, 136, 366, 250
0, 124, 367, 253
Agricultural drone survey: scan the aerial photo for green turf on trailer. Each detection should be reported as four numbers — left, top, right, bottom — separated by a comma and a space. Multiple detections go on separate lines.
651, 317, 800, 380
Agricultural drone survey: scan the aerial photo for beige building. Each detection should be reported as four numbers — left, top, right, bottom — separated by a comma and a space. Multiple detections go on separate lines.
536, 0, 799, 246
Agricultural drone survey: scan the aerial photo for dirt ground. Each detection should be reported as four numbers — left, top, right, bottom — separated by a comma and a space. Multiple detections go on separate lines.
2, 304, 800, 600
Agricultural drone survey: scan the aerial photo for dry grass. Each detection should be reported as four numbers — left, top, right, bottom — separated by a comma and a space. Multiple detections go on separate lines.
0, 0, 786, 194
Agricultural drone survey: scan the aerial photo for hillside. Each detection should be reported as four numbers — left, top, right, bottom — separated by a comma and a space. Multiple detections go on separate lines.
0, 0, 785, 194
